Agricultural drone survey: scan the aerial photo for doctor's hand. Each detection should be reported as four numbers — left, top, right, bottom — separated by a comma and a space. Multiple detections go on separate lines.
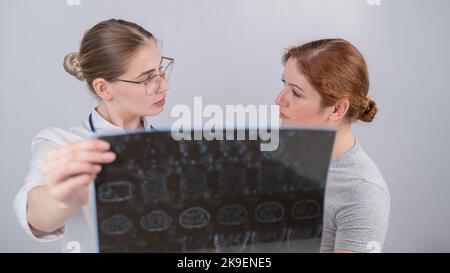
41, 139, 116, 210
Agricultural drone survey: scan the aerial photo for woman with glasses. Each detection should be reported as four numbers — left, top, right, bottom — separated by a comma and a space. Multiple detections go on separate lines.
14, 19, 174, 252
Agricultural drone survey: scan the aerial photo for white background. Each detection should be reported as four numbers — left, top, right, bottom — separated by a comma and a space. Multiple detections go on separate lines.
1, 0, 449, 252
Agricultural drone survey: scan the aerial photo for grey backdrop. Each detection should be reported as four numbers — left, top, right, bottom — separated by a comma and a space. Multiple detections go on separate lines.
1, 0, 449, 252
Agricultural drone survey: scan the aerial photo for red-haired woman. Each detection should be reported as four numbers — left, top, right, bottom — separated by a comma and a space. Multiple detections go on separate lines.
276, 39, 390, 253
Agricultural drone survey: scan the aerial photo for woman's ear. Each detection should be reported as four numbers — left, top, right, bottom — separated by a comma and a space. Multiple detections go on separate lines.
329, 99, 350, 121
92, 78, 113, 100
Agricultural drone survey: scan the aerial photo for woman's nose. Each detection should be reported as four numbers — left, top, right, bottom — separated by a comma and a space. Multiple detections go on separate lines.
157, 77, 170, 93
275, 88, 289, 107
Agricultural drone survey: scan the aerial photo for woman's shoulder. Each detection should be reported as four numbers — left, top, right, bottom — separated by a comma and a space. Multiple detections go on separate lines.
31, 124, 89, 147
329, 141, 389, 197
354, 145, 389, 196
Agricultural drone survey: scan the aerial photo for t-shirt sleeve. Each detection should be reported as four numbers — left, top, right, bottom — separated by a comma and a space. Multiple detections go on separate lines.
334, 181, 391, 253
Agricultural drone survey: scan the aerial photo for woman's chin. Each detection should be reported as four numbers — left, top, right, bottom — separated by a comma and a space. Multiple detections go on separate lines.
148, 105, 165, 116
281, 119, 297, 126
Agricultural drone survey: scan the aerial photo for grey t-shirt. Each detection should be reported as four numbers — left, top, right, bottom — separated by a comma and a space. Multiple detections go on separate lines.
320, 141, 390, 253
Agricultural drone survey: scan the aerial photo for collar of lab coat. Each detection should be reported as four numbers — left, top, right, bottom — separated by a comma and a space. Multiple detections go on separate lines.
84, 108, 151, 133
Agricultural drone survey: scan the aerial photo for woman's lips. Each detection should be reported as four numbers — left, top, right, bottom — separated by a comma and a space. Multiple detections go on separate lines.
279, 112, 289, 119
154, 97, 165, 107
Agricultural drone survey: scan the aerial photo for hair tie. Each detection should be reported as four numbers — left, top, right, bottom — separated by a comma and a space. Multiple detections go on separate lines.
72, 53, 82, 73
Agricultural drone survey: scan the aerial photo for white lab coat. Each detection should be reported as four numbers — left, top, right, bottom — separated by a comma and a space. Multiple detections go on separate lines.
14, 108, 153, 252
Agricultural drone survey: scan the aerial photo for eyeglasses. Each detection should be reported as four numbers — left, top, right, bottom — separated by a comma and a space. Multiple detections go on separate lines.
106, 56, 174, 96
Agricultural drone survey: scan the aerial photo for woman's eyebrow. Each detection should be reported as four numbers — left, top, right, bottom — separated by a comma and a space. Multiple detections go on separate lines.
135, 58, 163, 80
135, 68, 157, 80
285, 78, 305, 93
290, 83, 305, 93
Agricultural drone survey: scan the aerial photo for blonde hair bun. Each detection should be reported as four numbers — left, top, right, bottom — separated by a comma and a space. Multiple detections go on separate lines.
63, 52, 85, 81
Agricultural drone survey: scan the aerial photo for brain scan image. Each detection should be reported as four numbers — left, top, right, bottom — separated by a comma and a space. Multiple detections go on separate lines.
95, 129, 335, 252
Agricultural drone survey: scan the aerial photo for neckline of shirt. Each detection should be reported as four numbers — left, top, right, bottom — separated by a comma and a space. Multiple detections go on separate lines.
84, 108, 151, 133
